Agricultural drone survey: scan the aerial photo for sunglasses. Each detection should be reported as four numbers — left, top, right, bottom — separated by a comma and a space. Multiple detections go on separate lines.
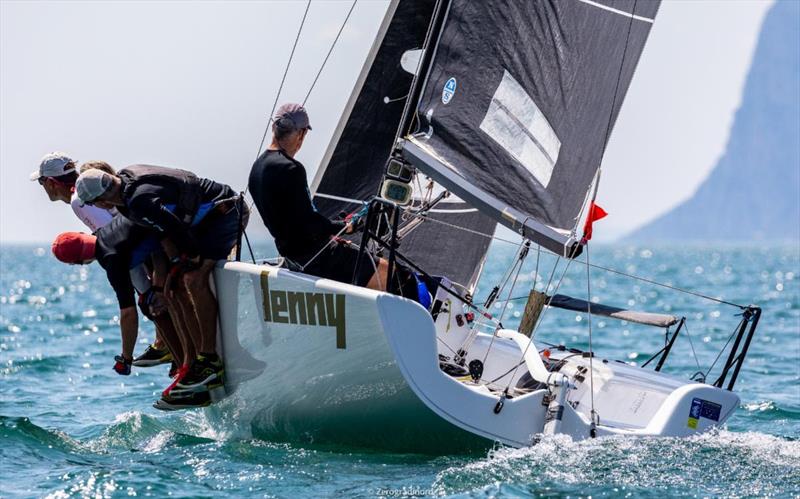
37, 176, 67, 186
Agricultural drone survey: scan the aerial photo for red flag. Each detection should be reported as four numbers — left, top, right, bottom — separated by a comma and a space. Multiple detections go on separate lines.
582, 202, 608, 242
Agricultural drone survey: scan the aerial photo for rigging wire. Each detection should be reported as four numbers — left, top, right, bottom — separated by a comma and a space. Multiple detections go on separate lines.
681, 321, 703, 373
302, 0, 358, 106
501, 243, 581, 394
585, 244, 598, 435
255, 0, 312, 161
402, 207, 746, 309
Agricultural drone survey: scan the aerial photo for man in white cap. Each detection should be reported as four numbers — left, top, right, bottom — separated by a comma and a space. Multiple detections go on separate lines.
31, 152, 112, 232
33, 155, 173, 369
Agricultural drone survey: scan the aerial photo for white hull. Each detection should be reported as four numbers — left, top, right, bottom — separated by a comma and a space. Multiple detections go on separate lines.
207, 261, 739, 451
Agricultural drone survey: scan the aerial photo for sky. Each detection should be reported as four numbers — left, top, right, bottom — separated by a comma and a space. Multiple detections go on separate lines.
0, 0, 773, 244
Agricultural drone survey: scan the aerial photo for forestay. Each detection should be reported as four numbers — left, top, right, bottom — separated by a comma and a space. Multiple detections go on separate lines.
311, 0, 495, 288
401, 0, 660, 256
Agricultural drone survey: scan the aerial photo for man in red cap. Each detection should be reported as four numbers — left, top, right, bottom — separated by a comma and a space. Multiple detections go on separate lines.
34, 155, 173, 368
52, 217, 211, 409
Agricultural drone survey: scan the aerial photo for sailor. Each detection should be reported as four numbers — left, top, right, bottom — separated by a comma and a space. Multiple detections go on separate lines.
78, 161, 177, 368
248, 103, 388, 289
51, 217, 167, 375
31, 152, 113, 232
32, 154, 173, 368
73, 165, 248, 396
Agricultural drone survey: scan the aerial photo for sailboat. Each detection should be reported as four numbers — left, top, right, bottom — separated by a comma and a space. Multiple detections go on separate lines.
205, 0, 761, 450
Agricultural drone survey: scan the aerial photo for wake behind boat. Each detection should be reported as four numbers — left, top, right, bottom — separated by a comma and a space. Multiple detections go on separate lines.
206, 0, 762, 450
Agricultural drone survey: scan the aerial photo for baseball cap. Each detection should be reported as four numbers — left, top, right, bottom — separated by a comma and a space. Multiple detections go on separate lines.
75, 169, 113, 205
274, 103, 312, 131
52, 232, 97, 264
30, 152, 76, 181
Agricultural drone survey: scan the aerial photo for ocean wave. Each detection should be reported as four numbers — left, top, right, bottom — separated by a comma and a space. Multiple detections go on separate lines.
432, 430, 800, 497
0, 415, 82, 454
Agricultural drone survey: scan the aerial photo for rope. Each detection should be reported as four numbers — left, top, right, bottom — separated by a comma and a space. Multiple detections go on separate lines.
255, 0, 311, 161
400, 209, 521, 245
480, 244, 528, 372
302, 0, 358, 106
300, 225, 349, 270
502, 242, 580, 393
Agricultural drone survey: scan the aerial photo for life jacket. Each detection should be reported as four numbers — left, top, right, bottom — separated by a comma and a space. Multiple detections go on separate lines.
118, 165, 203, 225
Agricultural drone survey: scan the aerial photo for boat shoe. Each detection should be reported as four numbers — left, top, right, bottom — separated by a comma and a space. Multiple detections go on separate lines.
153, 390, 211, 411
132, 344, 173, 367
171, 355, 224, 394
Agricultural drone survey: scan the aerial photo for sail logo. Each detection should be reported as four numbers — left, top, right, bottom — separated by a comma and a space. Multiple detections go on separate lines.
259, 271, 346, 349
442, 77, 457, 104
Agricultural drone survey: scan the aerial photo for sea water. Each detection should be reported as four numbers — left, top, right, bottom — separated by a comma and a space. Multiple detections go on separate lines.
1, 242, 798, 498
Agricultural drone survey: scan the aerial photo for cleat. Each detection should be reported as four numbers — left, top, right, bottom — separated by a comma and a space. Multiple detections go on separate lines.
171, 355, 224, 394
153, 390, 211, 411
132, 345, 173, 367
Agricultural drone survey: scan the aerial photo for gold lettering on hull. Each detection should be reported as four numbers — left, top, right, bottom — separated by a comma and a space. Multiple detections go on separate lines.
260, 271, 346, 349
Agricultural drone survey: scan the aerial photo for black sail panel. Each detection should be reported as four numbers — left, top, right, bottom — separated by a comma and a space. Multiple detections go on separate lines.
311, 0, 496, 288
404, 0, 660, 255
311, 0, 435, 214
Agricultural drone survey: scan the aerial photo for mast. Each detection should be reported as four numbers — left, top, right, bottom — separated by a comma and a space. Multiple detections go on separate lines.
311, 0, 495, 288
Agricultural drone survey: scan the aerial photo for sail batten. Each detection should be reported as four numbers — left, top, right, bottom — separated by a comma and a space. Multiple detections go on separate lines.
406, 0, 660, 255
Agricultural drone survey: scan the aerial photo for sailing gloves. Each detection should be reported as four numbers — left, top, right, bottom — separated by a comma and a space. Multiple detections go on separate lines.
113, 355, 132, 375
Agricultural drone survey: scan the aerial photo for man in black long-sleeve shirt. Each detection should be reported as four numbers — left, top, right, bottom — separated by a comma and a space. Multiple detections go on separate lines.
249, 103, 386, 289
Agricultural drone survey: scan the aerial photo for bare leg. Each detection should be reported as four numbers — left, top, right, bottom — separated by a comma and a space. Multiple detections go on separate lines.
182, 260, 218, 354
169, 290, 199, 365
366, 258, 389, 291
152, 252, 196, 365
151, 314, 183, 364
152, 326, 166, 350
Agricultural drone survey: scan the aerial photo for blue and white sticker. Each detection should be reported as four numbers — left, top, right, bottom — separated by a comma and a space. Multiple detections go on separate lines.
442, 77, 457, 104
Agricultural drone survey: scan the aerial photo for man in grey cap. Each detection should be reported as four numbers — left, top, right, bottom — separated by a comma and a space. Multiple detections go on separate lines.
31, 152, 112, 232
75, 163, 247, 400
248, 103, 388, 289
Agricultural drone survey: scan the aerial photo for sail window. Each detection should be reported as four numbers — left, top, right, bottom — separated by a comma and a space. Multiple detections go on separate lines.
479, 70, 561, 188
400, 49, 422, 75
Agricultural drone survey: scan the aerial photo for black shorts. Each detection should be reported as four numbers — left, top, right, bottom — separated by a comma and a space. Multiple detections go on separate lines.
193, 202, 250, 261
288, 241, 375, 287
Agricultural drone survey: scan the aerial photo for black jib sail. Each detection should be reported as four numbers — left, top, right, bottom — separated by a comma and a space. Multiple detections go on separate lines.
312, 0, 495, 288
401, 0, 660, 256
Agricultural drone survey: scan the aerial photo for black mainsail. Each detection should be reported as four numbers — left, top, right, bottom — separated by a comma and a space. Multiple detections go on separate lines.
401, 0, 660, 256
311, 0, 495, 288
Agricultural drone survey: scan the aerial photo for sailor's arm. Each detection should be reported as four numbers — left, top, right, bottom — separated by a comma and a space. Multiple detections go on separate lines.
119, 306, 138, 362
102, 255, 138, 374
286, 167, 344, 236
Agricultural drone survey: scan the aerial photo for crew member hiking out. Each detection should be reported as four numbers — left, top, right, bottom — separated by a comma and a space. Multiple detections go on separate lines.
50, 217, 183, 388
33, 154, 173, 369
248, 103, 388, 289
73, 165, 249, 401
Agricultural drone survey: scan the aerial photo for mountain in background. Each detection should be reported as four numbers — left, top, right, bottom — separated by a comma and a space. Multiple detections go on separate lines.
626, 0, 799, 242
